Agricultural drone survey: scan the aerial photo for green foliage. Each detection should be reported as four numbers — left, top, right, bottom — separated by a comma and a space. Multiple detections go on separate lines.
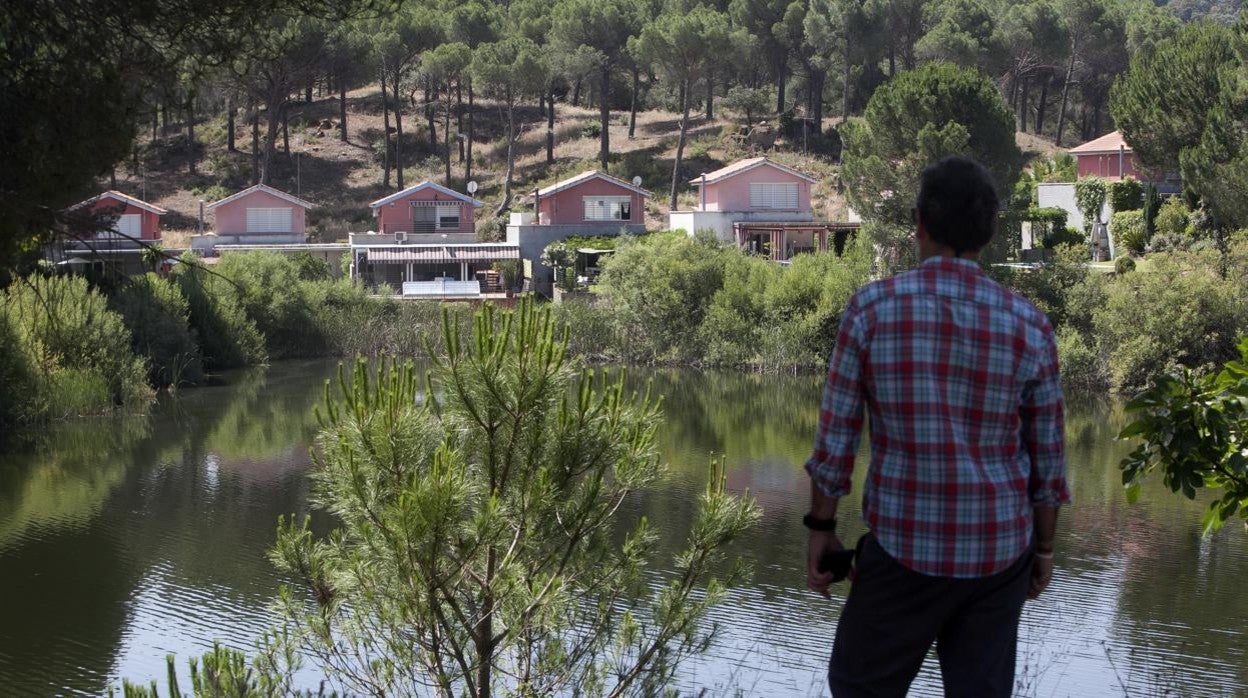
1056, 326, 1109, 392
1114, 255, 1137, 274
723, 85, 772, 125
108, 274, 204, 387
1074, 176, 1108, 234
172, 256, 268, 370
1112, 210, 1147, 256
1154, 197, 1191, 237
269, 301, 759, 696
597, 231, 872, 368
1108, 177, 1144, 212
580, 121, 603, 139
841, 62, 1022, 231
0, 275, 153, 423
1094, 252, 1243, 394
1119, 338, 1248, 532
1018, 206, 1069, 248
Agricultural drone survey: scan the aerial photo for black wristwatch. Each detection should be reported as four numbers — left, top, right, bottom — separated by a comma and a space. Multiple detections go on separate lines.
803, 513, 838, 533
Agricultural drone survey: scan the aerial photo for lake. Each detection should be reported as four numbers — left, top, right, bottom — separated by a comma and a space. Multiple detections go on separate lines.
1, 360, 1245, 696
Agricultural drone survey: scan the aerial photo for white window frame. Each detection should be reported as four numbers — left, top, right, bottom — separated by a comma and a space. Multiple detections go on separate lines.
436, 204, 461, 230
246, 207, 293, 233
749, 182, 799, 210
582, 196, 632, 221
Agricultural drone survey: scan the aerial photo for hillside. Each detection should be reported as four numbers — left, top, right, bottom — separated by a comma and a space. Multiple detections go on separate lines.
107, 89, 859, 248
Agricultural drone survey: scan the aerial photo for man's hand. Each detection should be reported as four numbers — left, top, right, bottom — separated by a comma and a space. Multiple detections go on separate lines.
1028, 554, 1053, 599
807, 530, 846, 599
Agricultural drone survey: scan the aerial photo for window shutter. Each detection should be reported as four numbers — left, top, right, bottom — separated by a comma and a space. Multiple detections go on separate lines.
749, 182, 799, 209
246, 208, 293, 233
436, 205, 460, 229
582, 196, 632, 221
117, 214, 142, 237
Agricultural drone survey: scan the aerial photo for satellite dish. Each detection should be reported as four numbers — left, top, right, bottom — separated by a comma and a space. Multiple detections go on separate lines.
631, 176, 642, 187
467, 180, 479, 194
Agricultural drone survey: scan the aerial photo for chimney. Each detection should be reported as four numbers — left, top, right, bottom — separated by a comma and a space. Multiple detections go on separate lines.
700, 174, 707, 210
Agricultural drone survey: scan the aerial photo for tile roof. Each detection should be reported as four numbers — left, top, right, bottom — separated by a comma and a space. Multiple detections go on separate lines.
693, 157, 819, 185
70, 190, 167, 215
205, 184, 314, 210
370, 181, 484, 208
1069, 131, 1131, 155
536, 170, 653, 198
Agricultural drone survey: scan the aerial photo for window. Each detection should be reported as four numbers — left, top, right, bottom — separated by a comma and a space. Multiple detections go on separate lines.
436, 205, 460, 229
583, 196, 632, 221
108, 213, 142, 238
749, 182, 799, 209
246, 207, 293, 233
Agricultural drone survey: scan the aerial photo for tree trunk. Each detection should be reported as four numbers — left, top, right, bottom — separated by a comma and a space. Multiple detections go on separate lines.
888, 44, 896, 77
538, 90, 546, 118
599, 66, 611, 172
629, 66, 639, 139
811, 69, 825, 125
227, 98, 236, 152
425, 76, 438, 147
456, 79, 465, 163
339, 79, 349, 142
1055, 48, 1076, 147
161, 102, 169, 137
776, 65, 786, 114
261, 103, 282, 185
466, 79, 474, 182
705, 68, 714, 120
572, 78, 581, 107
547, 86, 556, 166
251, 111, 260, 185
151, 109, 158, 143
1035, 75, 1050, 134
841, 34, 852, 124
187, 94, 196, 176
498, 91, 517, 215
381, 66, 392, 188
670, 79, 692, 210
393, 74, 405, 190
110, 168, 117, 189
282, 104, 290, 156
1019, 77, 1030, 133
445, 83, 453, 187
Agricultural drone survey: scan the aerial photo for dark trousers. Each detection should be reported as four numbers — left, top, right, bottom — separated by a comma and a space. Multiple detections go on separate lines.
827, 534, 1034, 698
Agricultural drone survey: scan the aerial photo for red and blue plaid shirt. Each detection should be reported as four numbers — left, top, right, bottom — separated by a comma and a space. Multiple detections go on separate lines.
806, 256, 1070, 578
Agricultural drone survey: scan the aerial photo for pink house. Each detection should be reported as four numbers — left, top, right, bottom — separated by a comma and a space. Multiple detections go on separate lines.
369, 181, 483, 237
670, 157, 853, 260
690, 157, 816, 213
532, 171, 652, 225
69, 191, 165, 241
205, 184, 313, 243
1069, 131, 1142, 181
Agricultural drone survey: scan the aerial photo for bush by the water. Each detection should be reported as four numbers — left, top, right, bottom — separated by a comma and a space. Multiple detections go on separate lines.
0, 275, 152, 425
109, 273, 204, 387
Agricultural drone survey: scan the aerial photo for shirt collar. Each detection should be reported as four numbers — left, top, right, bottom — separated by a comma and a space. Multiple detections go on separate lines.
919, 256, 983, 275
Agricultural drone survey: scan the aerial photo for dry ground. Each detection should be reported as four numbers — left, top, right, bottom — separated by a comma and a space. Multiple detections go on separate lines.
107, 87, 1058, 243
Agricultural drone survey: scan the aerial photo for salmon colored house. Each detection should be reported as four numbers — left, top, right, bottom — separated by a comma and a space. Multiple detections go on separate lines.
69, 190, 166, 241
1069, 131, 1141, 181
369, 181, 483, 238
531, 171, 652, 226
205, 184, 313, 243
669, 157, 855, 260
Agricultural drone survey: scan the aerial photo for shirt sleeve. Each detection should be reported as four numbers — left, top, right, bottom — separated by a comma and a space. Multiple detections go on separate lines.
1021, 320, 1071, 507
804, 295, 867, 498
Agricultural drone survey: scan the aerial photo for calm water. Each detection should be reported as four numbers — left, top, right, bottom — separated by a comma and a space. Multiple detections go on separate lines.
1, 360, 1246, 696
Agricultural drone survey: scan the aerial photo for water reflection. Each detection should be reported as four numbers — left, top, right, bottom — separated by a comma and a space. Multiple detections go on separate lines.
0, 362, 1244, 696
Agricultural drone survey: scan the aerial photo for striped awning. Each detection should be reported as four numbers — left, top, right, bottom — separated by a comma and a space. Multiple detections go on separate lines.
365, 245, 520, 264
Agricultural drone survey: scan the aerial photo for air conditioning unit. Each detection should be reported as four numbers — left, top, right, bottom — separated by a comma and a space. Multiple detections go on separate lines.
395, 231, 407, 243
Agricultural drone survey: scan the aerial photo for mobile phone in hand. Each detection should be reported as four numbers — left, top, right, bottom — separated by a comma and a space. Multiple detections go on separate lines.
817, 549, 856, 582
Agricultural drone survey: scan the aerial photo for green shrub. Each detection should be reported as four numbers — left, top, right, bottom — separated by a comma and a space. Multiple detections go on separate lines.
172, 255, 267, 370
1154, 197, 1190, 237
1114, 256, 1137, 274
1075, 177, 1108, 233
580, 121, 601, 139
1055, 327, 1108, 392
1147, 231, 1189, 253
109, 273, 204, 387
1108, 177, 1143, 212
1, 275, 153, 421
1112, 210, 1147, 256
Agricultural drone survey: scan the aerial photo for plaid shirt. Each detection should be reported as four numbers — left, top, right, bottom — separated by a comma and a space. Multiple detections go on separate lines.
806, 256, 1070, 578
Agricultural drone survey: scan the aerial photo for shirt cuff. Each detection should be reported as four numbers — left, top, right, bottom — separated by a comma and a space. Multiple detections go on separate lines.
1030, 488, 1071, 507
805, 459, 851, 498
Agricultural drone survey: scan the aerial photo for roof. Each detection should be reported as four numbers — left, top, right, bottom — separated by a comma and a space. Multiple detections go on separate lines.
205, 184, 314, 211
1069, 131, 1131, 155
536, 171, 653, 198
363, 245, 519, 263
370, 181, 484, 208
692, 157, 819, 185
70, 190, 167, 215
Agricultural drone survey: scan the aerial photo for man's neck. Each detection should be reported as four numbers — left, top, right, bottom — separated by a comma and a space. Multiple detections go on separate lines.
919, 245, 980, 262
